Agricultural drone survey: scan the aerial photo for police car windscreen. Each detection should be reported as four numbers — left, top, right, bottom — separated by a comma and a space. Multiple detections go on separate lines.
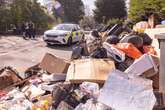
54, 24, 74, 31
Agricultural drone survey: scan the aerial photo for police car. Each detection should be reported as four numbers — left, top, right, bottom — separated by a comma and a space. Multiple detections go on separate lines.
43, 23, 84, 46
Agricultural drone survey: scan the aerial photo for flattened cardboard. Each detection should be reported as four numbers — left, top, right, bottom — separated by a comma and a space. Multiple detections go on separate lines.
39, 53, 70, 74
0, 68, 22, 89
66, 59, 115, 83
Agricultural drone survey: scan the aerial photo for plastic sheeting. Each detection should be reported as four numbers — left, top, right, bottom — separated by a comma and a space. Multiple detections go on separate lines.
98, 70, 156, 110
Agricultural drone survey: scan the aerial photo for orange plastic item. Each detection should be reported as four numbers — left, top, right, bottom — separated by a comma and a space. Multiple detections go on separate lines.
114, 43, 143, 59
143, 46, 157, 55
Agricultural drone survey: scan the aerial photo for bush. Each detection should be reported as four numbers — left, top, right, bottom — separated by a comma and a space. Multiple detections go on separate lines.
0, 0, 56, 34
79, 16, 96, 31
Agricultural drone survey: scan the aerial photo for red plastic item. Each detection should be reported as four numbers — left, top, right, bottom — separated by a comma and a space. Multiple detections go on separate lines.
0, 90, 7, 97
114, 43, 143, 59
143, 46, 157, 56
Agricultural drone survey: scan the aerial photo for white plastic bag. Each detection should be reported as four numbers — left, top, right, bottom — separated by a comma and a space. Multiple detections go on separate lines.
80, 82, 99, 98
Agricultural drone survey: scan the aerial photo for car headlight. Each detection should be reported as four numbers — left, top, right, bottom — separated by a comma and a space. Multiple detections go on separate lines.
63, 38, 66, 43
59, 34, 67, 37
43, 35, 47, 39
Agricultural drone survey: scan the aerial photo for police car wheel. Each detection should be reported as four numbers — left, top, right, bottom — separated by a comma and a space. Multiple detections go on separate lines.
67, 37, 72, 46
47, 43, 53, 46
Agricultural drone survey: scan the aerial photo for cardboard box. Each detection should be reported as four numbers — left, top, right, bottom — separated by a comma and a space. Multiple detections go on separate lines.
66, 59, 115, 83
125, 54, 159, 78
142, 55, 159, 78
39, 53, 70, 74
154, 91, 164, 107
135, 55, 159, 90
125, 54, 159, 89
0, 68, 22, 89
149, 73, 159, 90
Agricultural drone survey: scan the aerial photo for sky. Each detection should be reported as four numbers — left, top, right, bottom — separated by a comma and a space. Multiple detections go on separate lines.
82, 0, 96, 15
37, 0, 96, 15
82, 0, 129, 15
37, 0, 129, 15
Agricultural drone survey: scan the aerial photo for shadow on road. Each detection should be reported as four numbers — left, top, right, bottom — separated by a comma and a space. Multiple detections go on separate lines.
46, 44, 74, 51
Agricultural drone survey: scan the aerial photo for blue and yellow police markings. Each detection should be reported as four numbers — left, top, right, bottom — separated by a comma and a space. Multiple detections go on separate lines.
65, 32, 70, 42
65, 31, 82, 43
77, 31, 83, 41
72, 31, 77, 40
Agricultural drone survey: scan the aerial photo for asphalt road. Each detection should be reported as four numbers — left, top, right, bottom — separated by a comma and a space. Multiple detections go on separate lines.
0, 35, 72, 73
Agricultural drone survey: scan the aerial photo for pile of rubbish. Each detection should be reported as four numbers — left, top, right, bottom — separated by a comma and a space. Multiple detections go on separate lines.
0, 22, 164, 110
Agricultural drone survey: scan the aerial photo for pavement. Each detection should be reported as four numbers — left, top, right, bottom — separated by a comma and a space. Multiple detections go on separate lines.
0, 35, 72, 73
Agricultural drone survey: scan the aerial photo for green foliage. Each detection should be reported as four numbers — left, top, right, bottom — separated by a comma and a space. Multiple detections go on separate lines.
79, 16, 96, 30
93, 0, 127, 23
56, 0, 85, 23
129, 0, 165, 22
0, 3, 12, 32
0, 0, 55, 33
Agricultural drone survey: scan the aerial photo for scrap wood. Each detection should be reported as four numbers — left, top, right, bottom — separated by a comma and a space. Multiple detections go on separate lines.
3, 75, 37, 91
0, 66, 22, 80
0, 66, 23, 90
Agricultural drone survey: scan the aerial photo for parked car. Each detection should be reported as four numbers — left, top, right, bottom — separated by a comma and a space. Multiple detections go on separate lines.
43, 23, 84, 46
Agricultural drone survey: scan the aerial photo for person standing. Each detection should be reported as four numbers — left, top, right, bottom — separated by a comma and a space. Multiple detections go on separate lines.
25, 22, 30, 39
21, 22, 26, 39
28, 21, 36, 39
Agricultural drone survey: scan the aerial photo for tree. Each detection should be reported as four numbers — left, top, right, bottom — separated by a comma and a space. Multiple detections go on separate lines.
56, 0, 85, 23
29, 1, 53, 29
79, 16, 96, 30
0, 0, 54, 33
129, 0, 165, 22
93, 0, 127, 23
0, 0, 13, 33
10, 0, 52, 28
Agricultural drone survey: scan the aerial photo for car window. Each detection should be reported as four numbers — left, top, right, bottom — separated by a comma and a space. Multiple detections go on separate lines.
77, 25, 81, 30
53, 24, 74, 31
72, 27, 77, 31
72, 25, 79, 31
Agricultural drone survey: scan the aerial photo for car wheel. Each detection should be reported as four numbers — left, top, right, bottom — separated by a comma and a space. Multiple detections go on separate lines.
67, 37, 72, 46
47, 43, 53, 46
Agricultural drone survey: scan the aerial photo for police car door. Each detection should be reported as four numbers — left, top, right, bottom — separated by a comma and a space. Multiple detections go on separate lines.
72, 26, 78, 42
75, 25, 82, 42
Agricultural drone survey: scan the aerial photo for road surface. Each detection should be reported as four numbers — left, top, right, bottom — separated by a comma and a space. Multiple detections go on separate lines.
0, 36, 72, 73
